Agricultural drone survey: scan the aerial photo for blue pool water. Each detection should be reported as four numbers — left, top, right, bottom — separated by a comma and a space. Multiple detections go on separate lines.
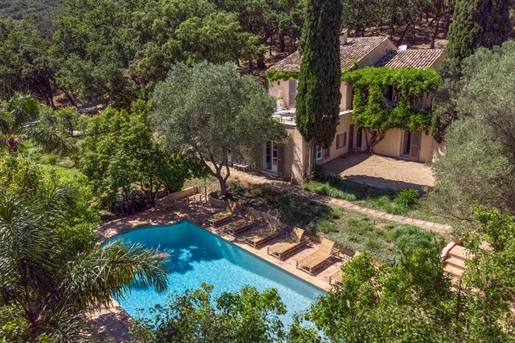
106, 221, 324, 326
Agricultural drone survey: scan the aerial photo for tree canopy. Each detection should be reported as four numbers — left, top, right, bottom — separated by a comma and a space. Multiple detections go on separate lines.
151, 62, 282, 196
295, 0, 342, 175
75, 105, 202, 213
427, 41, 515, 218
132, 283, 286, 342
446, 0, 511, 63
0, 156, 168, 342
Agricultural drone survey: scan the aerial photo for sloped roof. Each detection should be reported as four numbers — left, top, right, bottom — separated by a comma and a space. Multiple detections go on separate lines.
271, 36, 389, 72
375, 49, 445, 69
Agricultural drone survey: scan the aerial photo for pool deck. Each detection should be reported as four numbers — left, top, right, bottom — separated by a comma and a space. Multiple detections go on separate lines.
93, 202, 351, 341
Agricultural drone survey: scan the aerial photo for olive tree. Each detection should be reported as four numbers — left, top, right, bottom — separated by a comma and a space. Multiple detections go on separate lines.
427, 42, 515, 218
152, 62, 283, 196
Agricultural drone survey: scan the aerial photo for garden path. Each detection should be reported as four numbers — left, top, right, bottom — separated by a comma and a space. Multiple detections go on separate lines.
225, 168, 451, 235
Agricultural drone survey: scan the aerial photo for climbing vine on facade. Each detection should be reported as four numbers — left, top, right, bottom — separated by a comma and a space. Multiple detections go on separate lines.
342, 67, 440, 151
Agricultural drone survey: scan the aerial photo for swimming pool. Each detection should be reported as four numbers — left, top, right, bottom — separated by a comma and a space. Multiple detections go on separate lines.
106, 221, 324, 326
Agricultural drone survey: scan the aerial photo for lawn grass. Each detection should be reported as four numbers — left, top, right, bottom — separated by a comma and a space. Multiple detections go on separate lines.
229, 182, 440, 263
302, 177, 449, 224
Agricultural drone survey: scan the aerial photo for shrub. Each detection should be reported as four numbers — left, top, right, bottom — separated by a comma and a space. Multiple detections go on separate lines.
389, 225, 432, 250
41, 154, 58, 165
394, 189, 419, 208
109, 191, 146, 216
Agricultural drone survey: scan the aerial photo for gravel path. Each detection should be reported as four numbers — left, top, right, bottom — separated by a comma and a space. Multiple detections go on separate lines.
227, 168, 451, 235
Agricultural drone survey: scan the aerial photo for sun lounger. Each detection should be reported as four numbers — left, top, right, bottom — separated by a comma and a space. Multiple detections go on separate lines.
267, 227, 309, 260
207, 200, 238, 226
223, 212, 259, 236
243, 222, 281, 248
329, 269, 343, 285
296, 238, 337, 275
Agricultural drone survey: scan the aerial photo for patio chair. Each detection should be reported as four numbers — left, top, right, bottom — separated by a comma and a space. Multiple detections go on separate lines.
207, 200, 238, 226
243, 221, 281, 249
223, 210, 260, 236
329, 269, 343, 286
267, 227, 309, 260
296, 238, 337, 276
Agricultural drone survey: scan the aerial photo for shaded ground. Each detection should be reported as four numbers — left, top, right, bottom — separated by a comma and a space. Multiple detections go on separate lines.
323, 153, 435, 192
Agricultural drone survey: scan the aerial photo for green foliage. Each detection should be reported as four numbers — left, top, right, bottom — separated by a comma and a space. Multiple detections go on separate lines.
231, 182, 403, 262
294, 242, 455, 343
0, 156, 168, 341
389, 225, 433, 250
0, 0, 63, 19
296, 0, 342, 159
428, 42, 515, 218
265, 69, 299, 82
152, 62, 282, 195
76, 107, 200, 208
0, 19, 55, 103
131, 283, 286, 343
0, 94, 74, 155
394, 188, 418, 208
446, 0, 511, 62
342, 67, 440, 150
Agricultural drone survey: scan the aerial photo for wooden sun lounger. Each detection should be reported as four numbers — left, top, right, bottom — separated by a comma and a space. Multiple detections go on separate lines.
223, 217, 259, 236
207, 200, 238, 226
267, 227, 309, 260
243, 223, 280, 248
329, 269, 343, 285
296, 238, 337, 275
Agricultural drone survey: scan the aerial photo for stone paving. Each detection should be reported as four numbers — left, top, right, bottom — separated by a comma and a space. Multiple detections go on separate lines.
227, 168, 452, 235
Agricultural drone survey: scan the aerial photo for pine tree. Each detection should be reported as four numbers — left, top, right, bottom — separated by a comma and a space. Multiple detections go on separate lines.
295, 0, 342, 176
446, 0, 511, 62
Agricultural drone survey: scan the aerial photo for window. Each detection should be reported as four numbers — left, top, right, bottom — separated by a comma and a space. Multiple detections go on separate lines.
316, 145, 323, 161
336, 132, 347, 149
288, 79, 297, 107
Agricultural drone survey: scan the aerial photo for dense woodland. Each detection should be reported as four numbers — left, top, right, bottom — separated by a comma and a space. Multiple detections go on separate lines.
0, 0, 463, 108
0, 0, 63, 19
0, 0, 515, 342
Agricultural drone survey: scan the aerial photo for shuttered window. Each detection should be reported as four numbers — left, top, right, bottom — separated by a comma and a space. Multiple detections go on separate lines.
336, 132, 347, 149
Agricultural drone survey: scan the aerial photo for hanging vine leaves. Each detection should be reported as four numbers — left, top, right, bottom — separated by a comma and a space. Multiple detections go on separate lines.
342, 67, 440, 150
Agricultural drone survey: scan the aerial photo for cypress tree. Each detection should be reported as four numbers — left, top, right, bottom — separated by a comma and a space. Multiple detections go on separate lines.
446, 0, 511, 62
295, 0, 342, 175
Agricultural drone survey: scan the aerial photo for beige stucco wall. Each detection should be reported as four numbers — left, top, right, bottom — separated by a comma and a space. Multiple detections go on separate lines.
290, 128, 307, 182
269, 79, 295, 109
372, 128, 441, 162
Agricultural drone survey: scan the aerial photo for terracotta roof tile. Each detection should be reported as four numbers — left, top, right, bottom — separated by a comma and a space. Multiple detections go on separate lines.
375, 49, 445, 69
271, 36, 389, 72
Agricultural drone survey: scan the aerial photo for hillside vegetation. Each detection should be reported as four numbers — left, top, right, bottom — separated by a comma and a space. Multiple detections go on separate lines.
0, 0, 63, 19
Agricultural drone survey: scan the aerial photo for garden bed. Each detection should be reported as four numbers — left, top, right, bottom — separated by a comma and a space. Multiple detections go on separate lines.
230, 182, 443, 263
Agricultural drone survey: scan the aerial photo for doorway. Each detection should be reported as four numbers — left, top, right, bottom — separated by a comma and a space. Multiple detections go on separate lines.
401, 131, 421, 160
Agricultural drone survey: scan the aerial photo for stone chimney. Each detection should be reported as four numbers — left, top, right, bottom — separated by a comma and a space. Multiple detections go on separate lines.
339, 29, 348, 45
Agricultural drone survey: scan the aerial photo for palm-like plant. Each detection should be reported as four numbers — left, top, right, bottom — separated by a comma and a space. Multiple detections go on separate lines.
0, 161, 168, 342
0, 94, 74, 154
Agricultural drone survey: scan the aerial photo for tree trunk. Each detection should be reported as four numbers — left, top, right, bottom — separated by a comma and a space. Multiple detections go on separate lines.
279, 35, 285, 52
431, 18, 441, 49
257, 55, 266, 69
365, 129, 385, 153
306, 141, 316, 179
61, 89, 78, 108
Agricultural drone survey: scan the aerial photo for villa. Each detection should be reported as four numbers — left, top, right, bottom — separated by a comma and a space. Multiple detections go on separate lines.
262, 31, 445, 183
